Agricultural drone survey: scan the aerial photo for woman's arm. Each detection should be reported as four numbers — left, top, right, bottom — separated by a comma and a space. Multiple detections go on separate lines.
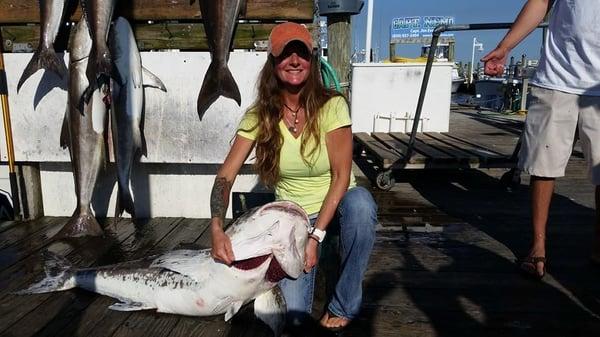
304, 125, 353, 272
210, 135, 255, 265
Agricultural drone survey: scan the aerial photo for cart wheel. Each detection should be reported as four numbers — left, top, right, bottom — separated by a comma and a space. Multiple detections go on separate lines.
375, 171, 395, 191
500, 169, 521, 190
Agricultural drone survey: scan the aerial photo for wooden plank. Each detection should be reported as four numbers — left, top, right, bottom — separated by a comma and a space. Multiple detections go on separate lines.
0, 220, 18, 233
0, 219, 133, 333
0, 0, 314, 24
425, 132, 505, 160
371, 132, 412, 160
0, 216, 58, 250
3, 217, 185, 337
53, 218, 210, 337
354, 132, 402, 169
415, 133, 479, 164
0, 217, 67, 272
444, 133, 518, 160
1, 22, 311, 52
390, 133, 455, 161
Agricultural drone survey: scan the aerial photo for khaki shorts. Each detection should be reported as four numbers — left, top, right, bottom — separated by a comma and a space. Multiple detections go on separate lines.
519, 86, 600, 185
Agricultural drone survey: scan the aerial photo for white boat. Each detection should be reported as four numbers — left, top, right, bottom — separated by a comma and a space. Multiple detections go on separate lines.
451, 67, 465, 93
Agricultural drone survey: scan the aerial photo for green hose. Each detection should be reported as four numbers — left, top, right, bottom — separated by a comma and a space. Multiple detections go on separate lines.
320, 57, 342, 93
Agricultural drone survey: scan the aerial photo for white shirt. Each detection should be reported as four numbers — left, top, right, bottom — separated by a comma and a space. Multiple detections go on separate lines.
531, 0, 600, 96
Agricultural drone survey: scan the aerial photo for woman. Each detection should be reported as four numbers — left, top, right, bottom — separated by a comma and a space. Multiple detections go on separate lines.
209, 22, 377, 331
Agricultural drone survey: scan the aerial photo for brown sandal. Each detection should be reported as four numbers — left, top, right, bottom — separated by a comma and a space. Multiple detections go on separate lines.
519, 256, 546, 280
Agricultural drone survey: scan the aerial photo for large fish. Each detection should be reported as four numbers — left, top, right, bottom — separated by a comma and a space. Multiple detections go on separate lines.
80, 0, 117, 105
17, 0, 69, 92
55, 16, 107, 238
193, 0, 246, 120
109, 17, 166, 219
17, 201, 310, 336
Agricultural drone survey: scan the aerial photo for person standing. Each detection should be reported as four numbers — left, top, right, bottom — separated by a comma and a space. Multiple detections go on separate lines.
482, 0, 600, 279
209, 22, 377, 330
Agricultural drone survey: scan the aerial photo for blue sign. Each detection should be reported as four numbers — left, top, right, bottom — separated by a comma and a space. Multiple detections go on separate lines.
391, 16, 455, 39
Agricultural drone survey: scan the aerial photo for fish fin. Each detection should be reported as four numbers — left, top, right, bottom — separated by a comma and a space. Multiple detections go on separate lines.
196, 62, 241, 120
13, 251, 75, 295
87, 46, 112, 88
109, 301, 154, 311
17, 46, 67, 92
83, 46, 112, 105
253, 287, 286, 336
140, 131, 148, 157
79, 85, 95, 112
224, 300, 245, 321
141, 67, 167, 92
115, 183, 136, 219
59, 107, 70, 149
54, 213, 104, 238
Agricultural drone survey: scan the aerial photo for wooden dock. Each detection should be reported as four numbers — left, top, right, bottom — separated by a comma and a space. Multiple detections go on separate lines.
1, 108, 599, 336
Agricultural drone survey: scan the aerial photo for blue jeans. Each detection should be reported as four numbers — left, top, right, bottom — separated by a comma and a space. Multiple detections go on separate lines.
279, 186, 377, 325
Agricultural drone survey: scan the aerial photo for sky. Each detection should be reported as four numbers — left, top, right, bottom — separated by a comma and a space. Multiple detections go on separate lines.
348, 0, 545, 65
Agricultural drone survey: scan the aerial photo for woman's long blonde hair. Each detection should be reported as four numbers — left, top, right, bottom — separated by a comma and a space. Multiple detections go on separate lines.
243, 53, 343, 187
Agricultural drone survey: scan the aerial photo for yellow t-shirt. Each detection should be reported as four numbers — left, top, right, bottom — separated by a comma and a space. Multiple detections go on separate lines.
237, 96, 357, 214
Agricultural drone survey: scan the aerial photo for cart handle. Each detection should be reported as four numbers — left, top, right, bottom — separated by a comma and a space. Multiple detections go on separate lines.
404, 22, 549, 162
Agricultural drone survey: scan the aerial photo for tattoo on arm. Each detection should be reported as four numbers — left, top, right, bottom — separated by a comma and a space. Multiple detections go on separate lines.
210, 177, 232, 221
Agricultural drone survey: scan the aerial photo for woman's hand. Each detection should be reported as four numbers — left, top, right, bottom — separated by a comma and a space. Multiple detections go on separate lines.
210, 225, 235, 265
304, 238, 319, 272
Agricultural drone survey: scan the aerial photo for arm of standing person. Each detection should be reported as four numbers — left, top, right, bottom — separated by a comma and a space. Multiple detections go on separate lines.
304, 125, 353, 272
210, 135, 255, 265
481, 0, 552, 76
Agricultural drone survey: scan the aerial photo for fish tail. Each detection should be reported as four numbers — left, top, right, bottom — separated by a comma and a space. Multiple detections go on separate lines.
196, 62, 241, 120
13, 251, 75, 295
17, 46, 67, 92
54, 211, 104, 238
59, 107, 70, 149
115, 184, 135, 219
82, 46, 113, 106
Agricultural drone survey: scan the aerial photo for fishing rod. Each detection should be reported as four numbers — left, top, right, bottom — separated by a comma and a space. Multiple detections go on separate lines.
0, 34, 21, 220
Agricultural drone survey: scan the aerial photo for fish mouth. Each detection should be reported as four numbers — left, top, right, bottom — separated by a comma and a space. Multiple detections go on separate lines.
232, 254, 289, 283
258, 201, 309, 228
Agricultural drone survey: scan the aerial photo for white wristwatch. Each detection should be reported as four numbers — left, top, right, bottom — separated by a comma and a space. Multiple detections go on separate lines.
308, 226, 326, 243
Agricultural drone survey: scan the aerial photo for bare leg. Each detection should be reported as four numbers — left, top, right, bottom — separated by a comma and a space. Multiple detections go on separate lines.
522, 176, 555, 276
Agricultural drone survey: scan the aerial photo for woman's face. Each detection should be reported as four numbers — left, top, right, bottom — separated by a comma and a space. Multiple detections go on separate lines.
274, 41, 312, 89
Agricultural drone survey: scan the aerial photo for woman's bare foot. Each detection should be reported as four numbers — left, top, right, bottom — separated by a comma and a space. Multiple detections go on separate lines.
319, 310, 351, 330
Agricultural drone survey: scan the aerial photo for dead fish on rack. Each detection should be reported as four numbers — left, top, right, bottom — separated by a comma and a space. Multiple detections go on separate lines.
193, 0, 246, 120
17, 0, 68, 92
80, 0, 117, 105
109, 17, 167, 219
17, 201, 310, 336
55, 15, 107, 238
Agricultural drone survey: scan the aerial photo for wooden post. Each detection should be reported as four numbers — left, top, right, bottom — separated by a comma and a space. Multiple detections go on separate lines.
17, 164, 44, 220
327, 14, 351, 95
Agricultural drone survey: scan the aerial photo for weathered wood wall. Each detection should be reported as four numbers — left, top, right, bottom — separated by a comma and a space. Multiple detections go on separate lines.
0, 0, 314, 23
0, 0, 314, 51
2, 23, 282, 51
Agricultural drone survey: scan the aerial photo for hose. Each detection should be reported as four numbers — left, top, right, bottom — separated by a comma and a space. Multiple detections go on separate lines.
320, 57, 341, 93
